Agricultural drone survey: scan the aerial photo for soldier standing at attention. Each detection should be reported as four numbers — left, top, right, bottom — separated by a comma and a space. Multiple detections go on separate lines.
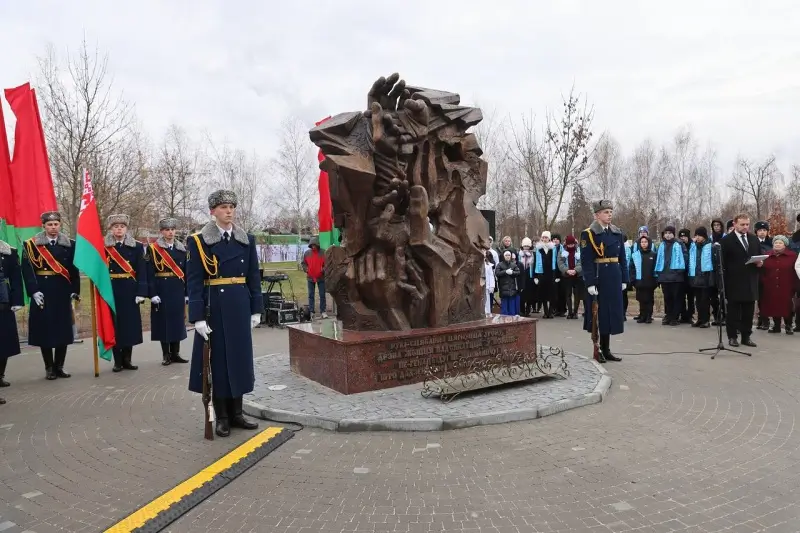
580, 200, 628, 363
105, 214, 148, 372
21, 212, 81, 380
147, 217, 189, 366
0, 238, 25, 400
186, 190, 263, 437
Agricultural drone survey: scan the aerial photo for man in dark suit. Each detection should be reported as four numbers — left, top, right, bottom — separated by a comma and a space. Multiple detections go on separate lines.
719, 214, 764, 347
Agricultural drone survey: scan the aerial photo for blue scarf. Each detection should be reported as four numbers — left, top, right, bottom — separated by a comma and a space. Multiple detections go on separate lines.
624, 243, 632, 266
654, 241, 686, 273
688, 242, 713, 276
534, 246, 558, 274
631, 249, 649, 280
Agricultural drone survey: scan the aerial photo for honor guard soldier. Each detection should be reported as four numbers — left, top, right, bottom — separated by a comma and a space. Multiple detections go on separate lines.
186, 189, 263, 437
21, 211, 81, 380
147, 217, 188, 365
580, 200, 628, 363
105, 214, 148, 372
0, 238, 24, 401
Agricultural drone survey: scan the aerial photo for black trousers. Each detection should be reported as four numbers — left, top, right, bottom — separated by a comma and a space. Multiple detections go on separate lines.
693, 287, 711, 324
661, 283, 682, 321
160, 341, 181, 356
710, 289, 724, 322
636, 287, 655, 319
681, 285, 695, 321
41, 346, 68, 369
562, 277, 584, 315
725, 301, 755, 340
622, 290, 629, 315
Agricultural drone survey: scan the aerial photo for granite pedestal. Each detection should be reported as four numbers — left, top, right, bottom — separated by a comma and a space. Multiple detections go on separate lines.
288, 315, 537, 394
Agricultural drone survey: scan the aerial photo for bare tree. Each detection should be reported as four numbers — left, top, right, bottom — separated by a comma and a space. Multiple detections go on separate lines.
273, 116, 316, 240
471, 104, 507, 212
660, 127, 716, 226
35, 39, 142, 235
586, 132, 622, 203
151, 125, 206, 228
784, 164, 800, 228
727, 155, 782, 220
205, 135, 266, 233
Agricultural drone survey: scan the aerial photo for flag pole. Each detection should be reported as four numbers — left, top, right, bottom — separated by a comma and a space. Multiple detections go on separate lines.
90, 280, 99, 377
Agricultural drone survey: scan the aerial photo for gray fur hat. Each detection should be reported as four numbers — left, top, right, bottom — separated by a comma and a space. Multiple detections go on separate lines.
40, 211, 62, 224
592, 199, 613, 213
208, 189, 238, 210
106, 214, 130, 227
159, 217, 178, 230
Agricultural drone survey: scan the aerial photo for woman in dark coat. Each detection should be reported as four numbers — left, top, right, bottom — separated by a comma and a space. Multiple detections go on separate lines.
495, 250, 520, 316
0, 240, 24, 397
759, 235, 798, 335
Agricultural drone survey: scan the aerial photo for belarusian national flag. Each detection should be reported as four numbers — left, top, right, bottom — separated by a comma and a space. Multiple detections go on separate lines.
315, 116, 340, 250
74, 169, 116, 361
2, 83, 58, 248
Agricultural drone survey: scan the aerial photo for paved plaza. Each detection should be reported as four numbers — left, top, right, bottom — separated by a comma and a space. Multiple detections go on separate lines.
1, 319, 799, 532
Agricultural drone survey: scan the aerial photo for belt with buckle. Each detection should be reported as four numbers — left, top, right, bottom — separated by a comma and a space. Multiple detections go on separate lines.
204, 276, 246, 286
155, 272, 177, 278
110, 273, 134, 279
594, 258, 618, 264
35, 270, 56, 276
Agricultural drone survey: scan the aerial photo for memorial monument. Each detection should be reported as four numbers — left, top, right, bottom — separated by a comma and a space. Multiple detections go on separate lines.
289, 74, 557, 395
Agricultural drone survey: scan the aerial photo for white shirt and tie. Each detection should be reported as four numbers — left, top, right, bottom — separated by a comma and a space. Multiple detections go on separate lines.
735, 231, 749, 251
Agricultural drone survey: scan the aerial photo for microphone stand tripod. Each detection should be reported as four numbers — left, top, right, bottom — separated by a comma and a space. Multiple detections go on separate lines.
699, 242, 751, 359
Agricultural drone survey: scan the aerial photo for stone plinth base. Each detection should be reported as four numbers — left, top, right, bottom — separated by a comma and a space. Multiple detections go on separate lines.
288, 316, 537, 395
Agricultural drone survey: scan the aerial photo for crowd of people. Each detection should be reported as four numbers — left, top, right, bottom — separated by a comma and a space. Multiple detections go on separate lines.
481, 214, 800, 347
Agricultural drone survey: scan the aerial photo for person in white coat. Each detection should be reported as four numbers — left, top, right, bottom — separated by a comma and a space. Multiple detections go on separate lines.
483, 251, 496, 316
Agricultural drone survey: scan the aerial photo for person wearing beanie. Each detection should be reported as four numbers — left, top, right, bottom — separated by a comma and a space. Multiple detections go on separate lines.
534, 231, 559, 318
725, 219, 734, 234
753, 220, 773, 330
579, 199, 626, 363
633, 226, 650, 254
654, 225, 688, 326
518, 237, 537, 316
687, 227, 714, 327
676, 228, 694, 323
622, 234, 633, 320
630, 235, 657, 323
550, 234, 567, 316
759, 235, 797, 335
495, 250, 520, 316
557, 235, 583, 319
711, 219, 725, 244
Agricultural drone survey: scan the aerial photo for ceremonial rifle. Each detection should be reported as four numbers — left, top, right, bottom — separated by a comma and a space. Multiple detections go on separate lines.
202, 283, 214, 440
591, 296, 601, 362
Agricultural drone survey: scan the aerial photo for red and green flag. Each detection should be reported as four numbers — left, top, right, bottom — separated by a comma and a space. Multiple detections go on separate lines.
74, 169, 116, 361
316, 116, 339, 250
1, 83, 58, 248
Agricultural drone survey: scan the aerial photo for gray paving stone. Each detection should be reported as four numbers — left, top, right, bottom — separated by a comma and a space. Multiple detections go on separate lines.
244, 350, 605, 431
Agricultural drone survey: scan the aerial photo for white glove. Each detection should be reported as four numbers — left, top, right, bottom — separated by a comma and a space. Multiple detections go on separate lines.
621, 283, 627, 291
250, 314, 261, 329
32, 292, 44, 306
11, 306, 22, 312
505, 269, 513, 275
151, 296, 162, 304
135, 296, 146, 304
534, 278, 539, 285
555, 278, 561, 283
587, 286, 598, 296
185, 296, 189, 303
195, 320, 212, 340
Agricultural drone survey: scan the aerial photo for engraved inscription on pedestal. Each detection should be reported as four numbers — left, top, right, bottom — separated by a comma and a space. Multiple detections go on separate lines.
374, 329, 519, 383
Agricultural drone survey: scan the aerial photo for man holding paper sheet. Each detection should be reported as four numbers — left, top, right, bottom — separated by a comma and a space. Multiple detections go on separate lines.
719, 213, 764, 347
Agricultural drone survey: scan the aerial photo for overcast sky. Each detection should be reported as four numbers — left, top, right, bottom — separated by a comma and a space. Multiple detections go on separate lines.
1, 0, 798, 183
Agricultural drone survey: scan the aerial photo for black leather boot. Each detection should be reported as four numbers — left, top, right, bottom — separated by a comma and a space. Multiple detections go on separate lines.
213, 398, 230, 437
122, 348, 138, 370
54, 347, 70, 378
42, 348, 56, 380
170, 341, 188, 363
601, 334, 622, 362
0, 357, 9, 387
112, 348, 123, 372
160, 342, 171, 366
229, 397, 259, 430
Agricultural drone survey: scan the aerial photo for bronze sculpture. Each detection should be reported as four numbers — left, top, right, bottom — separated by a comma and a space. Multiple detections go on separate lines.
309, 73, 490, 331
